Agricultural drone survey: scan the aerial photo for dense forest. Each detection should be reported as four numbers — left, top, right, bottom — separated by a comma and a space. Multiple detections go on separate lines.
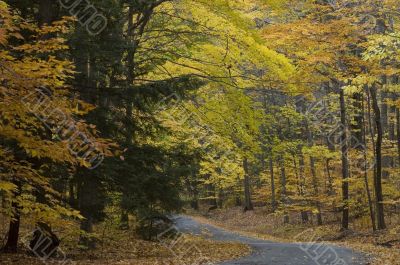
1, 0, 400, 264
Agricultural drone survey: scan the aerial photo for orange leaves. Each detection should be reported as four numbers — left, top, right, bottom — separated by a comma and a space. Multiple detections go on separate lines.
262, 1, 375, 88
0, 28, 7, 45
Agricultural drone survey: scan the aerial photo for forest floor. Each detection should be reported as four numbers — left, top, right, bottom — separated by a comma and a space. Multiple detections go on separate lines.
189, 207, 400, 265
0, 215, 250, 265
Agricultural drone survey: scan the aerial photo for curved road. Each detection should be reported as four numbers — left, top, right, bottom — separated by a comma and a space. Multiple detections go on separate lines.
172, 215, 368, 265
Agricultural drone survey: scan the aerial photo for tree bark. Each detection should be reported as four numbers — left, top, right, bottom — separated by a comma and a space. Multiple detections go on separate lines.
304, 115, 321, 225
2, 202, 21, 253
269, 157, 276, 212
2, 180, 21, 253
280, 157, 289, 224
310, 157, 323, 225
351, 92, 364, 145
299, 153, 309, 223
339, 88, 350, 230
396, 108, 400, 166
79, 216, 95, 248
243, 157, 253, 211
361, 93, 376, 231
325, 158, 334, 196
207, 182, 218, 207
369, 85, 386, 230
38, 0, 56, 26
69, 179, 75, 207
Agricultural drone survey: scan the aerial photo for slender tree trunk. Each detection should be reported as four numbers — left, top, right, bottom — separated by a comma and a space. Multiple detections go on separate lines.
2, 202, 21, 253
389, 102, 396, 141
207, 182, 218, 207
235, 176, 242, 207
299, 153, 309, 223
396, 108, 400, 166
361, 94, 376, 231
339, 88, 350, 230
79, 216, 95, 248
352, 93, 364, 145
310, 157, 323, 225
38, 0, 56, 26
257, 152, 265, 189
369, 85, 386, 230
188, 169, 199, 210
381, 91, 388, 135
3, 181, 22, 253
304, 116, 321, 225
69, 179, 75, 207
366, 85, 378, 191
326, 158, 334, 196
280, 157, 289, 224
293, 155, 301, 196
120, 210, 129, 230
235, 194, 242, 207
118, 7, 136, 231
269, 157, 276, 212
243, 157, 253, 211
325, 134, 335, 196
363, 157, 376, 231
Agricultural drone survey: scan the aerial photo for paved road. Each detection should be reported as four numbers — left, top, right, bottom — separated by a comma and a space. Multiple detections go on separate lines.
172, 215, 368, 265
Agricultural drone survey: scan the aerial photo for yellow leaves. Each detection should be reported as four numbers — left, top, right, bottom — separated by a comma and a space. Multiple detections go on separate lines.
149, 0, 295, 91
0, 1, 117, 228
0, 181, 18, 193
312, 208, 320, 214
0, 0, 7, 9
343, 85, 363, 96
14, 38, 70, 55
384, 85, 400, 96
54, 205, 84, 220
0, 1, 12, 45
0, 28, 7, 45
348, 74, 378, 87
9, 32, 23, 40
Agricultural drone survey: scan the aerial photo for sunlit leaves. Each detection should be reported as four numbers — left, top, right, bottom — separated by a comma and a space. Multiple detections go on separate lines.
0, 1, 113, 228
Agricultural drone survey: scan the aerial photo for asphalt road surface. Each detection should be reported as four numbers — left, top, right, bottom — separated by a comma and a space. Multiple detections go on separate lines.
172, 215, 368, 265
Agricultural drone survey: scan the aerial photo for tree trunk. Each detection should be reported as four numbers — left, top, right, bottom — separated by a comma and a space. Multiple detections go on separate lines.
396, 108, 400, 166
339, 88, 350, 230
269, 157, 276, 212
369, 85, 386, 230
79, 217, 95, 248
243, 157, 253, 211
351, 92, 364, 145
207, 182, 218, 207
235, 193, 242, 207
310, 157, 323, 225
2, 202, 21, 253
361, 93, 376, 231
38, 0, 56, 26
381, 91, 388, 135
191, 183, 199, 211
69, 179, 75, 207
298, 153, 309, 223
280, 157, 289, 224
2, 180, 21, 253
217, 189, 224, 209
389, 102, 396, 141
120, 210, 129, 230
326, 158, 334, 195
304, 116, 320, 225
